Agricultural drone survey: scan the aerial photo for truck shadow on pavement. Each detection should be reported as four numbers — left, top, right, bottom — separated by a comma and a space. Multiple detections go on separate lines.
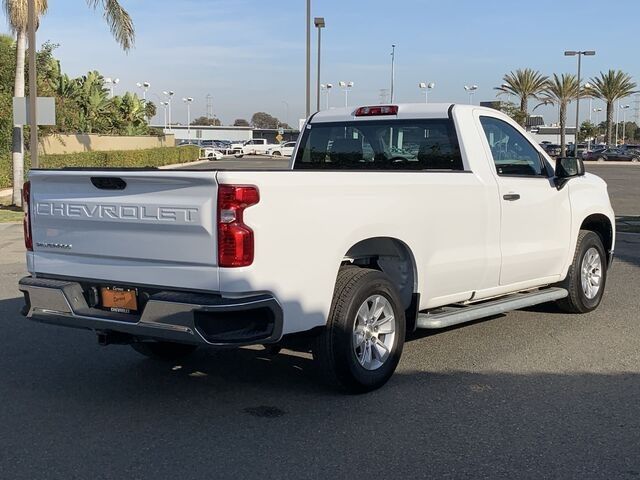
1, 294, 639, 478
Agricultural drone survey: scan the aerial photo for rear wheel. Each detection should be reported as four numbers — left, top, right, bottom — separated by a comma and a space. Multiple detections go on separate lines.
631, 157, 639, 163
597, 156, 606, 162
313, 266, 405, 393
556, 230, 607, 313
131, 341, 198, 361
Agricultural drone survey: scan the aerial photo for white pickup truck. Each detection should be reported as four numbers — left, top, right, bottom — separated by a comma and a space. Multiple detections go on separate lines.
19, 104, 615, 392
231, 138, 276, 157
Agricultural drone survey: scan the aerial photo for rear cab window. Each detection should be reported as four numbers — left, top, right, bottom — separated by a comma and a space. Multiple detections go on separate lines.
293, 118, 463, 171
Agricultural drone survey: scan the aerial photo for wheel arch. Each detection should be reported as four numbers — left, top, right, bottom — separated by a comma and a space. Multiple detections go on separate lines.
342, 237, 418, 311
580, 213, 614, 265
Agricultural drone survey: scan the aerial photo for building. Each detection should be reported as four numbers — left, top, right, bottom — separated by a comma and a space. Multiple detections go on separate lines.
152, 125, 300, 144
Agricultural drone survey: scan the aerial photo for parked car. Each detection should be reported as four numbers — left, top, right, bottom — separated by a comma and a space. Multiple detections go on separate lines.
583, 147, 640, 162
18, 103, 615, 392
199, 147, 224, 161
540, 143, 561, 157
232, 139, 277, 157
266, 141, 297, 157
566, 143, 587, 157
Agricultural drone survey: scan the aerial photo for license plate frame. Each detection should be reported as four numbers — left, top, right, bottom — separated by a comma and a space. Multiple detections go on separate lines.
100, 286, 138, 314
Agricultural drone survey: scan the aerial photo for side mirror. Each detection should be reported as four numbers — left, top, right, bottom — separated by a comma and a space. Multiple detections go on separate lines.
554, 157, 585, 190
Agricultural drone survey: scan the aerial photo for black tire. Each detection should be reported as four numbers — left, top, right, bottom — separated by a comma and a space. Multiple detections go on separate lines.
597, 156, 606, 162
272, 151, 282, 157
131, 341, 198, 361
312, 266, 405, 393
556, 230, 607, 313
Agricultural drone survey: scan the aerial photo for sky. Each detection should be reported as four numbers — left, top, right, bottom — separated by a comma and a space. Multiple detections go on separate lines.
2, 0, 639, 127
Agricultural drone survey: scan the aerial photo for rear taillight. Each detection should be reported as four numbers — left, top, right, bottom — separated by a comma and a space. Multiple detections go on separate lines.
217, 185, 259, 267
354, 105, 398, 117
23, 181, 33, 251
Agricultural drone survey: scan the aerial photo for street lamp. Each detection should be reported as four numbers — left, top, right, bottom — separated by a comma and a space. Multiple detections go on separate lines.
183, 97, 194, 142
321, 83, 333, 110
339, 81, 354, 107
136, 81, 150, 101
564, 50, 596, 156
418, 82, 435, 103
314, 17, 325, 113
593, 107, 603, 145
464, 85, 478, 104
305, 0, 311, 118
160, 101, 169, 131
619, 104, 630, 144
390, 44, 396, 102
162, 90, 175, 131
104, 77, 120, 97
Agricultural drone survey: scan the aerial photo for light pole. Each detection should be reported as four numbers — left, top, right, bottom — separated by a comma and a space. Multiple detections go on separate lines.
306, 0, 311, 118
136, 81, 150, 101
390, 44, 396, 102
281, 100, 290, 127
418, 82, 435, 103
564, 50, 596, 156
593, 107, 602, 144
620, 104, 630, 144
321, 84, 333, 110
160, 101, 169, 131
162, 90, 175, 131
339, 81, 354, 107
464, 85, 478, 105
183, 97, 194, 142
314, 17, 325, 112
105, 77, 120, 97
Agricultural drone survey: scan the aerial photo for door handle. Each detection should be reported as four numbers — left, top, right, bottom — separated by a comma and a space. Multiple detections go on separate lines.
503, 193, 520, 201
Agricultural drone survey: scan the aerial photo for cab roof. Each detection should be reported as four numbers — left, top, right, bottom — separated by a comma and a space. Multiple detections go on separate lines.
308, 103, 496, 123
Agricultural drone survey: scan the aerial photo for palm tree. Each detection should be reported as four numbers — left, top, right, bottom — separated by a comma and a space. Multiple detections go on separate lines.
495, 68, 549, 126
3, 0, 135, 206
536, 73, 580, 157
587, 70, 637, 145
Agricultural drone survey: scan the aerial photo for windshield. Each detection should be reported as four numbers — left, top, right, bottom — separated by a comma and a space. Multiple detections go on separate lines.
293, 119, 463, 171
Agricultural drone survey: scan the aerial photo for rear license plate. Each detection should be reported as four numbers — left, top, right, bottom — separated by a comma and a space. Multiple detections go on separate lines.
101, 287, 138, 314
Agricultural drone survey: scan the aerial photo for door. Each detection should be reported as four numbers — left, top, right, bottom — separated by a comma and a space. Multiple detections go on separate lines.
478, 116, 571, 286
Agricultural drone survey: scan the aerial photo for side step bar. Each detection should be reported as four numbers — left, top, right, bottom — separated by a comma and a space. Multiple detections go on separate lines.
416, 288, 568, 330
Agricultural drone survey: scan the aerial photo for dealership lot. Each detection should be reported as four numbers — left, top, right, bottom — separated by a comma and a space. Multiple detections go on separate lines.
0, 163, 639, 479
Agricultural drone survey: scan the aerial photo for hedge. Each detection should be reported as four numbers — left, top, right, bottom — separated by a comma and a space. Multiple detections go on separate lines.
0, 145, 200, 189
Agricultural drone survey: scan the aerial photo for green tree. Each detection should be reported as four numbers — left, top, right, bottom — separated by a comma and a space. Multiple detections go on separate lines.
250, 112, 281, 129
587, 70, 637, 145
536, 73, 579, 156
233, 118, 250, 127
579, 120, 597, 143
191, 115, 221, 126
0, 34, 16, 154
495, 101, 527, 126
495, 68, 549, 126
2, 0, 135, 206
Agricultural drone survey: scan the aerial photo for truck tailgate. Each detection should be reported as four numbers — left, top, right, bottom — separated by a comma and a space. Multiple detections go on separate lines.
29, 170, 220, 292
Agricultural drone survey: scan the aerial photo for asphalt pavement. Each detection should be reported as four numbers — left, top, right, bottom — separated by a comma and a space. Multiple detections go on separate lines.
0, 163, 639, 479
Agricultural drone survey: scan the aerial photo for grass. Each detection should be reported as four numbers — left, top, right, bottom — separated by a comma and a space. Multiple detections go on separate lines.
0, 205, 22, 223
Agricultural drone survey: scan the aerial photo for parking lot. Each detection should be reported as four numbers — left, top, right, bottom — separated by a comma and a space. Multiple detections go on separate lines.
1, 162, 639, 479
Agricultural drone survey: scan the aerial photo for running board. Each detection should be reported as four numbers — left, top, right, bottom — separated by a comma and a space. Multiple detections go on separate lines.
416, 288, 568, 330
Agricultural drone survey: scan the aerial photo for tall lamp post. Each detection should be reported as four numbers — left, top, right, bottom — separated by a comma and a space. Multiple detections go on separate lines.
183, 97, 194, 142
160, 101, 169, 131
464, 85, 478, 104
593, 107, 603, 144
564, 50, 595, 156
320, 84, 333, 110
339, 81, 354, 107
162, 90, 175, 131
418, 82, 435, 103
136, 81, 150, 101
620, 104, 630, 144
314, 17, 325, 112
390, 44, 396, 102
105, 77, 120, 97
305, 0, 311, 118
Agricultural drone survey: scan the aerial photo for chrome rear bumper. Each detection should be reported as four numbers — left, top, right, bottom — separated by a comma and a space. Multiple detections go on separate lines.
19, 276, 283, 346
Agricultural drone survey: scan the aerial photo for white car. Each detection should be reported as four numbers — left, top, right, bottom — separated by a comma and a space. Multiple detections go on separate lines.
267, 141, 296, 157
19, 103, 615, 393
232, 139, 276, 157
199, 147, 224, 161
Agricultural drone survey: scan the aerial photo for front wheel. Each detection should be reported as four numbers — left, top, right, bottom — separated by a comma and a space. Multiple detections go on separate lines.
313, 266, 405, 393
131, 341, 198, 361
556, 230, 607, 313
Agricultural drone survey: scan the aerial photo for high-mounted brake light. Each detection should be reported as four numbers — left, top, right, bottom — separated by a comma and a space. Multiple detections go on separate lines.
354, 105, 399, 117
23, 181, 33, 251
217, 185, 259, 267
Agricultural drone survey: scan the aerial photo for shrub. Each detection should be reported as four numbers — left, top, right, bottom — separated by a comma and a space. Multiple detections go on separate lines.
0, 146, 200, 189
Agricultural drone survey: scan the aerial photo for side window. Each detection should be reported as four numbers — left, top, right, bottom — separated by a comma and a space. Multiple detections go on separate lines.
479, 116, 546, 176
